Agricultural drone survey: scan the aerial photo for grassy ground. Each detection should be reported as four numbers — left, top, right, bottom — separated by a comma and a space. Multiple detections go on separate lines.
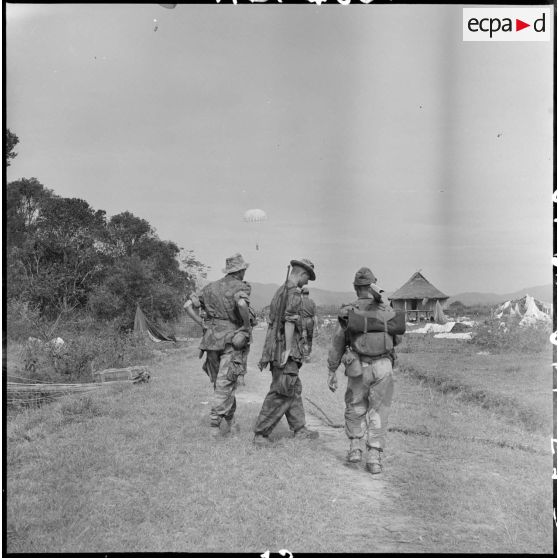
6, 324, 555, 553
298, 330, 554, 553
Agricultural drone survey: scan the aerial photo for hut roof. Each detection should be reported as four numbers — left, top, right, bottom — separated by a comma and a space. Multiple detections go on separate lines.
390, 271, 449, 300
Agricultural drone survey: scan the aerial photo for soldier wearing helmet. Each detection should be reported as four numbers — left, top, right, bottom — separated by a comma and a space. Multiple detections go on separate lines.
326, 267, 405, 474
184, 253, 254, 438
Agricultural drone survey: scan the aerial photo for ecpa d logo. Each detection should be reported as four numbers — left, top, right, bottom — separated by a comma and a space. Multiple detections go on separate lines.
463, 8, 551, 41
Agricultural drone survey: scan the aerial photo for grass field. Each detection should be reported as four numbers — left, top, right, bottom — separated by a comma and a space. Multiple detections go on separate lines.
5, 323, 556, 553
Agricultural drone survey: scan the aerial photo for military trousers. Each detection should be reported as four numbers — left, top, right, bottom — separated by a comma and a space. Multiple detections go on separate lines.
344, 356, 394, 450
254, 359, 306, 436
203, 347, 242, 427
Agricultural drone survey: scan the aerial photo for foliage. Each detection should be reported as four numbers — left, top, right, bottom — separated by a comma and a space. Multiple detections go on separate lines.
6, 182, 203, 324
5, 128, 19, 166
447, 300, 467, 313
12, 326, 155, 385
470, 318, 552, 353
6, 299, 46, 341
5, 132, 206, 325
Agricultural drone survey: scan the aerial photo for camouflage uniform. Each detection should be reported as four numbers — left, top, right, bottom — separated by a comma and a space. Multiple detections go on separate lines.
254, 280, 308, 436
236, 306, 257, 386
327, 268, 402, 471
189, 274, 251, 428
300, 292, 317, 356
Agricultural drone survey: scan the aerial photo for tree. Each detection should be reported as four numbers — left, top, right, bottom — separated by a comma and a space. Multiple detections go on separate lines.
105, 211, 153, 257
5, 128, 19, 166
8, 194, 107, 315
5, 178, 52, 247
179, 249, 209, 292
5, 172, 208, 324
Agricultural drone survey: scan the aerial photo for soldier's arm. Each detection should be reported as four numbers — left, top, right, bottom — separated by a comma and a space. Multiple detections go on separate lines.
184, 293, 204, 327
327, 323, 347, 373
234, 291, 252, 331
237, 299, 251, 330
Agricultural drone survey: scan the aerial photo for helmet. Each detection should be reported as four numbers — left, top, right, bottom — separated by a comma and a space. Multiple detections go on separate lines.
353, 267, 377, 286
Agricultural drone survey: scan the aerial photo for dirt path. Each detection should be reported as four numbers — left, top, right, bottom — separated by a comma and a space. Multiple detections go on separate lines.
229, 328, 429, 551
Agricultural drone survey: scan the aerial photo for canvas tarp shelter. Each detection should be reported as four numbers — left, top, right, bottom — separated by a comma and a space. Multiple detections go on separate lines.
434, 300, 448, 324
134, 305, 176, 342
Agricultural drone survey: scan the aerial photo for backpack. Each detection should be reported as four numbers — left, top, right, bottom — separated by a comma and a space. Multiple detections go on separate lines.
346, 303, 406, 358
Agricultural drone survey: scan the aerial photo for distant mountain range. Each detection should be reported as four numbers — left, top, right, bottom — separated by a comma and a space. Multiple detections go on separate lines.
445, 284, 553, 306
248, 282, 553, 310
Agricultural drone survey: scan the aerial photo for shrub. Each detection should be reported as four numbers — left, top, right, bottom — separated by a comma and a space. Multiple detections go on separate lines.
470, 319, 552, 354
87, 286, 126, 321
6, 299, 46, 341
12, 316, 155, 385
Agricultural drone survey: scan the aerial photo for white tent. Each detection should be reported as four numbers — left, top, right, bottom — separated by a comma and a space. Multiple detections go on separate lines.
494, 294, 551, 326
434, 300, 448, 324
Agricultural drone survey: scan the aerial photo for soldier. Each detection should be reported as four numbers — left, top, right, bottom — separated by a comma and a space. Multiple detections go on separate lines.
300, 286, 317, 360
326, 267, 405, 474
236, 305, 256, 387
253, 258, 320, 446
184, 253, 252, 438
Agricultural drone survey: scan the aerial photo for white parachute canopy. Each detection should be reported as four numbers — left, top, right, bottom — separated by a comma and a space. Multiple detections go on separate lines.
243, 208, 267, 223
243, 209, 267, 250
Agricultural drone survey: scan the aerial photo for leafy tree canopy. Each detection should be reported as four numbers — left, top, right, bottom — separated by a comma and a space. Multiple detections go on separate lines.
5, 128, 19, 166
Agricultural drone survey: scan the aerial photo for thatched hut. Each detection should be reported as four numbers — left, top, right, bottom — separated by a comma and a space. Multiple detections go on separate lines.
389, 271, 449, 322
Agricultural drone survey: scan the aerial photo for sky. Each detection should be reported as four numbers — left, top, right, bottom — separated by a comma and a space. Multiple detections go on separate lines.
5, 3, 554, 296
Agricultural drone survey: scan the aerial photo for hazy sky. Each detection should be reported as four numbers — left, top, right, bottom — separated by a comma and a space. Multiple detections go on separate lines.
6, 3, 554, 295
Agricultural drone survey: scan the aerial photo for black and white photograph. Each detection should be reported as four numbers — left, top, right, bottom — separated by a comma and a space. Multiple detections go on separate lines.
5, 1, 555, 553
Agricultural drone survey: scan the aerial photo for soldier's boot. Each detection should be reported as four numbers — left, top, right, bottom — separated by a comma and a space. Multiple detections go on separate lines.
222, 417, 240, 435
365, 447, 383, 474
209, 425, 221, 439
253, 434, 271, 447
347, 439, 363, 463
293, 426, 319, 440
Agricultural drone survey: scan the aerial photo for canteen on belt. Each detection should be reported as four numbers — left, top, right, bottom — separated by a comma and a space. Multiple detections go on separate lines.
232, 331, 248, 350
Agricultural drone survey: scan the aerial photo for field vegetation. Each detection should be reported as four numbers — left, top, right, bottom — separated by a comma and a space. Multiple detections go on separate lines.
6, 316, 554, 553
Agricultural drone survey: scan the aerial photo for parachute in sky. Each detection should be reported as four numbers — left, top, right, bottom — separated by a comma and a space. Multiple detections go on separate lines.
243, 208, 267, 223
158, 4, 177, 8
243, 209, 267, 251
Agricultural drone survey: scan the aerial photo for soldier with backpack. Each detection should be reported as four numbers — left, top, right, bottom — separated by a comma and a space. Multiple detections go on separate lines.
326, 267, 405, 474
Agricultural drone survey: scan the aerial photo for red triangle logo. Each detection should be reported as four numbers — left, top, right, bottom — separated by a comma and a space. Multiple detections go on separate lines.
516, 19, 530, 31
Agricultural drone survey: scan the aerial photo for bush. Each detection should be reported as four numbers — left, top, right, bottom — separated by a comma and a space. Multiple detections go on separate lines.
12, 316, 156, 384
88, 286, 126, 321
470, 318, 552, 353
6, 299, 46, 341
